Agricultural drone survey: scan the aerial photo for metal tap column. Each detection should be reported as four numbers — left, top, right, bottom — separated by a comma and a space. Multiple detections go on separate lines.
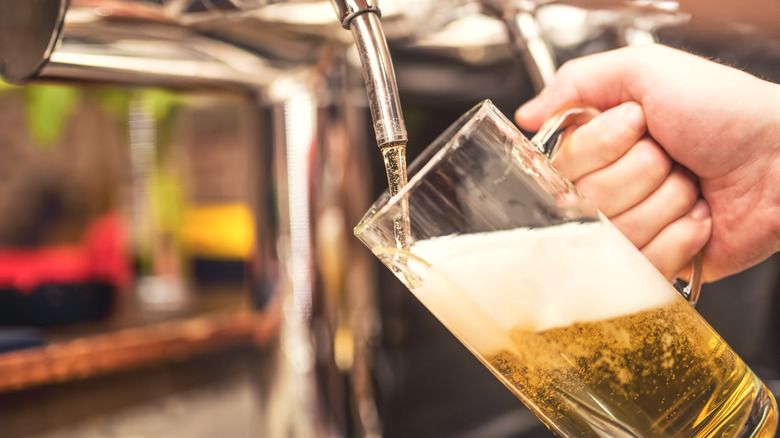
330, 0, 407, 149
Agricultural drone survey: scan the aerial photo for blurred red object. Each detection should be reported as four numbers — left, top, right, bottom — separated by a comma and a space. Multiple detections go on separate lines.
0, 213, 131, 294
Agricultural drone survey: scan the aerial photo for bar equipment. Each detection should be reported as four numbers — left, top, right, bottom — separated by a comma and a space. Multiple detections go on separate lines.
1, 1, 779, 437
355, 98, 777, 437
0, 1, 384, 436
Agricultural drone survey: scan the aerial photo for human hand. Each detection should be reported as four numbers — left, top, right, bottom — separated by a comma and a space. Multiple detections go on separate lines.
517, 44, 780, 282
545, 101, 711, 281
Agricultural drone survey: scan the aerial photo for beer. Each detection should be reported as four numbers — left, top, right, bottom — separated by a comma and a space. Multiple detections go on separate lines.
488, 299, 776, 437
404, 221, 777, 437
380, 142, 411, 250
381, 143, 408, 199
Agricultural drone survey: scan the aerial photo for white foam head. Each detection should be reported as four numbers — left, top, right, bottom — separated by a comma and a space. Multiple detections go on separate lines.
407, 220, 678, 354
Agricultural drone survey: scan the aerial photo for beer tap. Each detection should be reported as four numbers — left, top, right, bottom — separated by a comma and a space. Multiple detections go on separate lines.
329, 0, 408, 151
478, 0, 557, 92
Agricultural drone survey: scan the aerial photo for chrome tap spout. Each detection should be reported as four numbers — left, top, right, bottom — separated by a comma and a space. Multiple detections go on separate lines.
330, 0, 407, 149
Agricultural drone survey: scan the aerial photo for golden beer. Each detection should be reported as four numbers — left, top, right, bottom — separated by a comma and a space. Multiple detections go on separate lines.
401, 221, 778, 437
487, 299, 776, 437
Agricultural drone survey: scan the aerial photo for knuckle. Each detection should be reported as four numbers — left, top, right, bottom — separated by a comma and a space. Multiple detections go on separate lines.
612, 217, 648, 248
598, 135, 627, 162
635, 139, 671, 182
668, 167, 699, 201
575, 180, 599, 202
591, 131, 629, 165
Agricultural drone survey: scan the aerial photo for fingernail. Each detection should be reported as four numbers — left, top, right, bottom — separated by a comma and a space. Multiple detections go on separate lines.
690, 199, 711, 221
625, 103, 646, 134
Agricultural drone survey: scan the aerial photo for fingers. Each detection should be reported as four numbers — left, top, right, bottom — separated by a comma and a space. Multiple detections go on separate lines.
552, 102, 647, 181
611, 165, 700, 248
573, 137, 672, 217
515, 46, 650, 130
640, 199, 712, 281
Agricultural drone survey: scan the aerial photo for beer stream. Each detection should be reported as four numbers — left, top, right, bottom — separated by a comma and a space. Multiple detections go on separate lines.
381, 143, 411, 249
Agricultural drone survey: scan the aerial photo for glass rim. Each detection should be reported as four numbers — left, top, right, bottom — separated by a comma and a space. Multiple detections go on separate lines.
354, 99, 497, 237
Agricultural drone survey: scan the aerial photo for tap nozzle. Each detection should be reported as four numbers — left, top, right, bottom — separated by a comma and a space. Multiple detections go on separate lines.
329, 0, 407, 149
330, 0, 380, 29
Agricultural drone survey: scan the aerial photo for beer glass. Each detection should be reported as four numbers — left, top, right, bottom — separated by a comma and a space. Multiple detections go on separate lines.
354, 100, 777, 437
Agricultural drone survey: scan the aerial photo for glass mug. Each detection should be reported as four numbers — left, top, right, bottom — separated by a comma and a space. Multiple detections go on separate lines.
354, 100, 777, 437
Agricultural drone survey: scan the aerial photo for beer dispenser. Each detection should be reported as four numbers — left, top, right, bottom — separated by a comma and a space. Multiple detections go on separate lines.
0, 0, 413, 435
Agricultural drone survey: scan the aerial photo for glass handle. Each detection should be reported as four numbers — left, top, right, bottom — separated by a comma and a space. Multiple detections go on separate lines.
673, 253, 702, 307
529, 105, 703, 307
530, 106, 600, 159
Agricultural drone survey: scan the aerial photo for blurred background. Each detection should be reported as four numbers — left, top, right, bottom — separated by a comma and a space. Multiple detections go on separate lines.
0, 0, 778, 437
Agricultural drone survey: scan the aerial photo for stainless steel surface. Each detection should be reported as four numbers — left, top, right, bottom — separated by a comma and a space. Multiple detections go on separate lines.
479, 0, 556, 91
1, 1, 382, 436
0, 0, 67, 83
330, 0, 379, 29
0, 347, 265, 438
6, 0, 407, 150
37, 1, 290, 90
42, 21, 283, 90
255, 60, 380, 436
349, 12, 407, 148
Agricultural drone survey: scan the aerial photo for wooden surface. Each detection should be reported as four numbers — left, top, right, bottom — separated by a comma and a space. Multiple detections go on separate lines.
0, 287, 280, 393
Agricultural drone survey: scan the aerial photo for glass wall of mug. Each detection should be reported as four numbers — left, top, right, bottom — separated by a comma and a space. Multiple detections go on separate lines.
354, 99, 778, 437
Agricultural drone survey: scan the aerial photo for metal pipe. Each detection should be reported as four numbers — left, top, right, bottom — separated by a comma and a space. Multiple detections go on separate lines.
329, 0, 407, 149
479, 0, 557, 92
508, 10, 557, 91
330, 0, 380, 29
348, 12, 407, 148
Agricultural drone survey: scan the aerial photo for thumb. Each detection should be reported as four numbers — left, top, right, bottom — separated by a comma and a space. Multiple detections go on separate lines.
514, 76, 587, 131
514, 95, 549, 131
515, 45, 651, 131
